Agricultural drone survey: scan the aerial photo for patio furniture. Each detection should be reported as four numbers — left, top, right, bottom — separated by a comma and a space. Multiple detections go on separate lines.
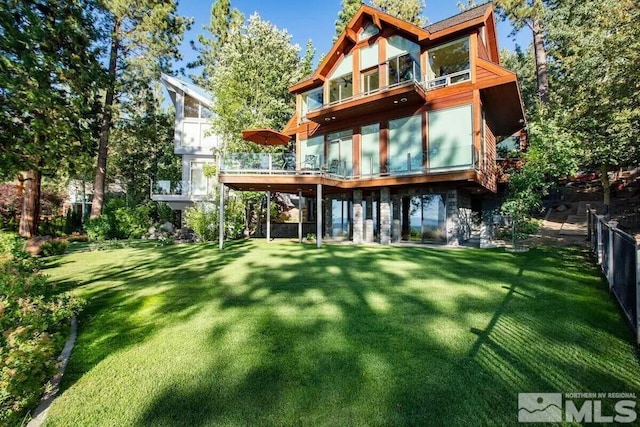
301, 155, 317, 171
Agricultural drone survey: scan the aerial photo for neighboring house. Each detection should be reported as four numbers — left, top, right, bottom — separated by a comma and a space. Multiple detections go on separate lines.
219, 3, 526, 246
151, 74, 221, 215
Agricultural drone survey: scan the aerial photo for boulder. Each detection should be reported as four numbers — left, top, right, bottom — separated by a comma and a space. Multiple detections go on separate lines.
159, 221, 175, 234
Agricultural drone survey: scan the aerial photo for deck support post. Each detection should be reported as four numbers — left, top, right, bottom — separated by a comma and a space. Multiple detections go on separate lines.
218, 183, 224, 250
316, 184, 322, 248
266, 191, 271, 242
298, 190, 303, 243
353, 190, 363, 244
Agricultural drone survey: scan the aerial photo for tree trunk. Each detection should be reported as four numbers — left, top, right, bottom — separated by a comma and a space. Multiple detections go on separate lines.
533, 18, 549, 104
19, 167, 42, 238
90, 19, 120, 218
532, 16, 549, 104
600, 164, 611, 216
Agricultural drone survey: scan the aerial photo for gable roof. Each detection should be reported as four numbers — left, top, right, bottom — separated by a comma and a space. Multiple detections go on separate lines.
291, 5, 430, 93
160, 73, 213, 108
291, 3, 496, 93
425, 3, 492, 34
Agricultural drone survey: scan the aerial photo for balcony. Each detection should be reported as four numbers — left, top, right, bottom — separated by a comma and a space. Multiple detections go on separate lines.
305, 60, 427, 124
151, 180, 213, 201
425, 69, 471, 90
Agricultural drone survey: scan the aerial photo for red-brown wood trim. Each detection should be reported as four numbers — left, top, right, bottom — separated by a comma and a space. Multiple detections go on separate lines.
470, 32, 478, 84
353, 127, 361, 177
473, 89, 482, 154
380, 122, 389, 174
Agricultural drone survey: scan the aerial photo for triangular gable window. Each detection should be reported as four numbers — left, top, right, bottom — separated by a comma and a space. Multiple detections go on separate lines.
359, 21, 379, 41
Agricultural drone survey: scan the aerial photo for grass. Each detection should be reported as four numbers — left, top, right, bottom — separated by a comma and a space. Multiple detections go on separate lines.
42, 241, 639, 426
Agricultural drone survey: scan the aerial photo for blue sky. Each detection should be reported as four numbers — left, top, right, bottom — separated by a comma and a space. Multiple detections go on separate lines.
176, 0, 531, 77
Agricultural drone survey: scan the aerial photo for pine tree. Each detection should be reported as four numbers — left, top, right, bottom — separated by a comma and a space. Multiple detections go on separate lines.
335, 0, 364, 39
0, 0, 103, 237
90, 0, 191, 218
369, 0, 426, 27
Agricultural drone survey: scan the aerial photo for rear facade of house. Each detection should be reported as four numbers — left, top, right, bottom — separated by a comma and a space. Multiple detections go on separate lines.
219, 3, 526, 246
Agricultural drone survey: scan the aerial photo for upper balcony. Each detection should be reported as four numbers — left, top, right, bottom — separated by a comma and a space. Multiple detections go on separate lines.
304, 58, 429, 124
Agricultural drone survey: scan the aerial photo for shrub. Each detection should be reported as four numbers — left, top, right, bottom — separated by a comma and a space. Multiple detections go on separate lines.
0, 231, 21, 256
0, 184, 21, 230
0, 254, 81, 426
184, 203, 217, 242
84, 216, 114, 242
41, 240, 68, 257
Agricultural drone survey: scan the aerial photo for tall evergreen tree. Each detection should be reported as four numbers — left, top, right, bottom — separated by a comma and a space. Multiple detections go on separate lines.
369, 0, 426, 27
335, 0, 364, 39
0, 0, 102, 237
90, 0, 191, 218
301, 40, 317, 76
494, 0, 549, 104
191, 0, 243, 85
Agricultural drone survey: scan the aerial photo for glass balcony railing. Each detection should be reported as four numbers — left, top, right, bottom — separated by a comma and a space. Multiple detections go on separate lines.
151, 180, 212, 197
219, 146, 479, 180
425, 69, 471, 90
221, 152, 297, 173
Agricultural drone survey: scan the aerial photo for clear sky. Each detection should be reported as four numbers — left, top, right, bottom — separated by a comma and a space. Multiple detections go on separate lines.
176, 0, 531, 77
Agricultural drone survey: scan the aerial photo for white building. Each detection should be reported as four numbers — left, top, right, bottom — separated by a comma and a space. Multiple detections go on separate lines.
152, 74, 221, 214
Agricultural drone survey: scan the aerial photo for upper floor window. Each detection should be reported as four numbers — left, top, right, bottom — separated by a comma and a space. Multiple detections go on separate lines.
329, 74, 354, 103
427, 37, 470, 88
386, 35, 421, 86
183, 94, 212, 119
302, 87, 324, 116
359, 22, 379, 41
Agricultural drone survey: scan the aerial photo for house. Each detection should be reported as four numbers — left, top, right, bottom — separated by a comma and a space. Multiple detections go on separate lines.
218, 3, 526, 247
151, 74, 221, 217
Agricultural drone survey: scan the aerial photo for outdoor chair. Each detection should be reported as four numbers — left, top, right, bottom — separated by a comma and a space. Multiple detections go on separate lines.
301, 155, 317, 171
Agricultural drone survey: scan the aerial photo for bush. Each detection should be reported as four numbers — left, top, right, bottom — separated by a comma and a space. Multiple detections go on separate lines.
184, 203, 217, 242
0, 231, 21, 256
41, 240, 68, 257
84, 216, 114, 242
0, 254, 81, 426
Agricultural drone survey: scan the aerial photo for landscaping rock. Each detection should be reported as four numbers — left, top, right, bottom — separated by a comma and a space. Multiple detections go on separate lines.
148, 226, 156, 235
159, 222, 175, 234
556, 204, 569, 212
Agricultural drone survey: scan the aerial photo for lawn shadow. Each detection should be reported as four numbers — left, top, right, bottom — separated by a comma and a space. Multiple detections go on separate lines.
57, 240, 247, 393
135, 243, 640, 426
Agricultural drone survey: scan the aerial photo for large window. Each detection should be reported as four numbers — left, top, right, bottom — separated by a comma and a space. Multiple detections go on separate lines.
409, 194, 446, 242
328, 53, 353, 104
427, 37, 470, 87
300, 135, 324, 169
190, 161, 211, 195
361, 124, 380, 176
361, 69, 380, 94
428, 104, 473, 170
183, 95, 211, 119
329, 74, 353, 104
327, 130, 353, 177
386, 35, 421, 86
389, 115, 423, 173
302, 87, 323, 116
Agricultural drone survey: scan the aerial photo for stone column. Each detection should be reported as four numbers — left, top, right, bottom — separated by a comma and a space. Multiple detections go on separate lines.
480, 209, 495, 249
365, 195, 374, 243
392, 195, 401, 242
353, 190, 363, 244
446, 189, 460, 246
324, 196, 332, 239
380, 188, 391, 245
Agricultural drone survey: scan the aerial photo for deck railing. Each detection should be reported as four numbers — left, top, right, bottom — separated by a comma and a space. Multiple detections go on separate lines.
151, 180, 212, 197
587, 209, 640, 344
425, 69, 471, 90
220, 146, 478, 180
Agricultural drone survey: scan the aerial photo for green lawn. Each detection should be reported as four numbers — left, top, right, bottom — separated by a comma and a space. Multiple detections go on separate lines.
43, 241, 639, 426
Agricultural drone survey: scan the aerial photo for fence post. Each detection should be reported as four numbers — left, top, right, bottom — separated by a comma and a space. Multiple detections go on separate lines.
608, 221, 618, 290
636, 244, 640, 346
586, 206, 591, 242
597, 216, 604, 265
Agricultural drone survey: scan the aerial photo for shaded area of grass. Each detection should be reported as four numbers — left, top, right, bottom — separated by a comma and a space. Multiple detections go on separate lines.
43, 241, 639, 426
